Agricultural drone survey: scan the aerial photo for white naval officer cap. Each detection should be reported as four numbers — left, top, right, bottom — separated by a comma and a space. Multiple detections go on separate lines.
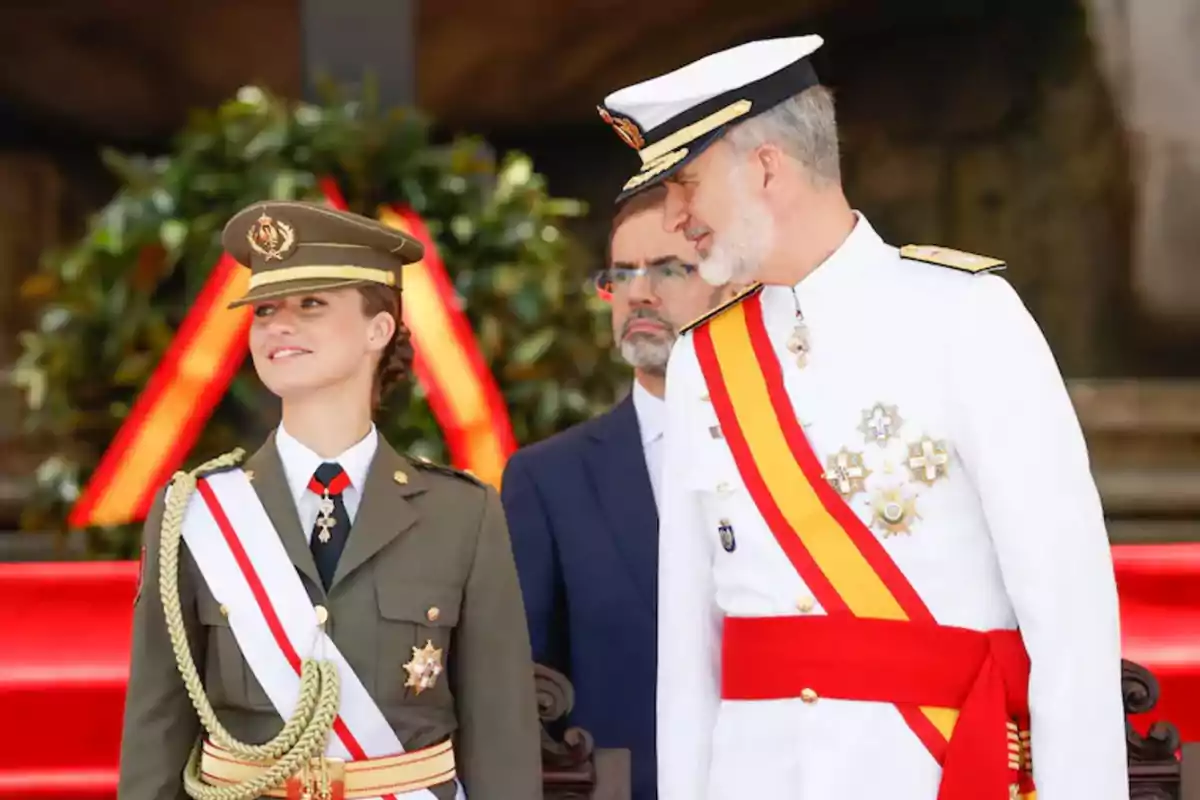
598, 35, 825, 203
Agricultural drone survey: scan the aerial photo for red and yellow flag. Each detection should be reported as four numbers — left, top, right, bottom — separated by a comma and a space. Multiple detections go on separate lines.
68, 256, 251, 528
693, 292, 955, 763
320, 178, 515, 486
69, 184, 516, 528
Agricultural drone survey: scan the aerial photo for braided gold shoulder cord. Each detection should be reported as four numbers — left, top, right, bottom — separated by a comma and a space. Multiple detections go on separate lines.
158, 449, 343, 800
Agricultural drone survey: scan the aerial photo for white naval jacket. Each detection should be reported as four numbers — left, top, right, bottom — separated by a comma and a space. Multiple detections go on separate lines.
655, 215, 1128, 800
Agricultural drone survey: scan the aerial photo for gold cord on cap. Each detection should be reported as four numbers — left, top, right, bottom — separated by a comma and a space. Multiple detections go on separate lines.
247, 265, 397, 291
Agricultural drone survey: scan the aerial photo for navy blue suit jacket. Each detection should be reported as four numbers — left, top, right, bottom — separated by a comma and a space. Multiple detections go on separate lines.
501, 395, 659, 800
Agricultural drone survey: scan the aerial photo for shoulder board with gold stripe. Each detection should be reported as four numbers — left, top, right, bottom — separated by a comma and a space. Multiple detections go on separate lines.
680, 282, 764, 335
899, 244, 1005, 274
412, 456, 484, 487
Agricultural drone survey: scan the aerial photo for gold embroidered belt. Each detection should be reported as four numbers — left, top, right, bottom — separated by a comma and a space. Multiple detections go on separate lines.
199, 737, 456, 799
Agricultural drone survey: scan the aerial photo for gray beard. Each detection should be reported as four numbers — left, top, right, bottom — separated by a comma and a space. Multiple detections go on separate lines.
699, 170, 775, 286
620, 335, 674, 374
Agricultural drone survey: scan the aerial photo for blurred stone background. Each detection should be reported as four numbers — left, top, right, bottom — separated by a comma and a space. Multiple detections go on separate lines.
0, 0, 1197, 554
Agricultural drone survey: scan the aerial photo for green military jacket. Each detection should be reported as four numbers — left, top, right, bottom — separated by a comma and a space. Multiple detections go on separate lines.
117, 434, 543, 799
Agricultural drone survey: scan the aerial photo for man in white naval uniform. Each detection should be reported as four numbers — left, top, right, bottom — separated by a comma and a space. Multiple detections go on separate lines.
595, 35, 1128, 800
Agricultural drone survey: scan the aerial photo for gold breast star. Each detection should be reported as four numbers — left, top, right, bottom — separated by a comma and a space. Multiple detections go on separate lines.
858, 402, 903, 447
870, 487, 921, 537
907, 437, 950, 485
403, 639, 444, 695
824, 448, 871, 499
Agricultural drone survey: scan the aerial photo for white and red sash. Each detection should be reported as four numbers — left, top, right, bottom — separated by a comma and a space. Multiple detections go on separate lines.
180, 468, 462, 800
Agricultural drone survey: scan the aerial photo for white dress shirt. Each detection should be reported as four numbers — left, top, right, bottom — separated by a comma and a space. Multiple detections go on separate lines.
632, 379, 666, 508
655, 214, 1128, 800
274, 423, 379, 541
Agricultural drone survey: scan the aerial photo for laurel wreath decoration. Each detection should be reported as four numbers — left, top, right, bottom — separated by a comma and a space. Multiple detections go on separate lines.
11, 82, 624, 556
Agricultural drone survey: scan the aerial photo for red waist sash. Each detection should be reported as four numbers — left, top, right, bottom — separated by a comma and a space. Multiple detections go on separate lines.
722, 615, 1034, 800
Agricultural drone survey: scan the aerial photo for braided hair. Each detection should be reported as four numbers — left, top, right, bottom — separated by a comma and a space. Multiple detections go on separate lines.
357, 283, 413, 410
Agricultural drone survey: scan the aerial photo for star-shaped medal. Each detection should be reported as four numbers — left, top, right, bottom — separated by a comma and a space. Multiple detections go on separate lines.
824, 447, 871, 499
906, 437, 950, 486
403, 639, 444, 695
870, 487, 921, 537
858, 402, 903, 446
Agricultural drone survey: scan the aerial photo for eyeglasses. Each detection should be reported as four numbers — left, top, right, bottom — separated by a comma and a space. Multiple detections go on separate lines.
594, 260, 698, 295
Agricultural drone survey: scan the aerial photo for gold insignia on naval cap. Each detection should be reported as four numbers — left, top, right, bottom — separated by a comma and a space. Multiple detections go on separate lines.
246, 212, 297, 262
597, 106, 645, 150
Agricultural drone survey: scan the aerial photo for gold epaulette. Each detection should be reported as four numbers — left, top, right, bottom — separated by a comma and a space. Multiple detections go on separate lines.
680, 282, 764, 335
412, 456, 484, 487
899, 244, 1005, 274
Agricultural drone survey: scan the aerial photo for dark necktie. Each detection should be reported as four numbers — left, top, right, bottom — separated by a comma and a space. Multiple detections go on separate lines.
308, 462, 352, 590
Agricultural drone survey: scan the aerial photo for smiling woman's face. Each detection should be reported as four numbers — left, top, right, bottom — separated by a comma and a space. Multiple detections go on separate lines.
248, 287, 393, 401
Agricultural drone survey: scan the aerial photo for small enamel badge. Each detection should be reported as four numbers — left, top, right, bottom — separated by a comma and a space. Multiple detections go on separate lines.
718, 519, 736, 552
403, 639, 444, 695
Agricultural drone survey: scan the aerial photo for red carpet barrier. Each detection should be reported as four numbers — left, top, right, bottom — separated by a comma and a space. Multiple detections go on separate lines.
0, 544, 1196, 798
0, 562, 133, 798
1115, 544, 1200, 740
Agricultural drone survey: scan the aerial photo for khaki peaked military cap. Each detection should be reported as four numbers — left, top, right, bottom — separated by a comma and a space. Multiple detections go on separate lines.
222, 200, 425, 308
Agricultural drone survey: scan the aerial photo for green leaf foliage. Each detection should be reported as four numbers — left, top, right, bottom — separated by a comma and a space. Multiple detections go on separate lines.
11, 84, 625, 557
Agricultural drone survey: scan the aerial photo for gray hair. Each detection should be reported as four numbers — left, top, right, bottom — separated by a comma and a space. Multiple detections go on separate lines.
723, 85, 841, 186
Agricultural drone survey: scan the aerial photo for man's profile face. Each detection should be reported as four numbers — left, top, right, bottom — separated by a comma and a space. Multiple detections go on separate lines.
606, 205, 727, 374
663, 141, 775, 286
662, 142, 736, 258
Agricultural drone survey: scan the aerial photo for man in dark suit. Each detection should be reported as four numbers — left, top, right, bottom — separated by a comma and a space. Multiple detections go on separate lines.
500, 185, 734, 799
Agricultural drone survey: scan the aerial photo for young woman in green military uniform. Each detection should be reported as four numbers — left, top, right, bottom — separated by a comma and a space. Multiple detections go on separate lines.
117, 200, 542, 800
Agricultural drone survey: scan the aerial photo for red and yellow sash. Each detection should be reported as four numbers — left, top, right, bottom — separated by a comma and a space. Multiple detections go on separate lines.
692, 292, 956, 762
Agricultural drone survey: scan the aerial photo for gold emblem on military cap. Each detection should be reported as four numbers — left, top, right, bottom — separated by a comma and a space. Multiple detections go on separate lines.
597, 106, 645, 150
246, 211, 297, 262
